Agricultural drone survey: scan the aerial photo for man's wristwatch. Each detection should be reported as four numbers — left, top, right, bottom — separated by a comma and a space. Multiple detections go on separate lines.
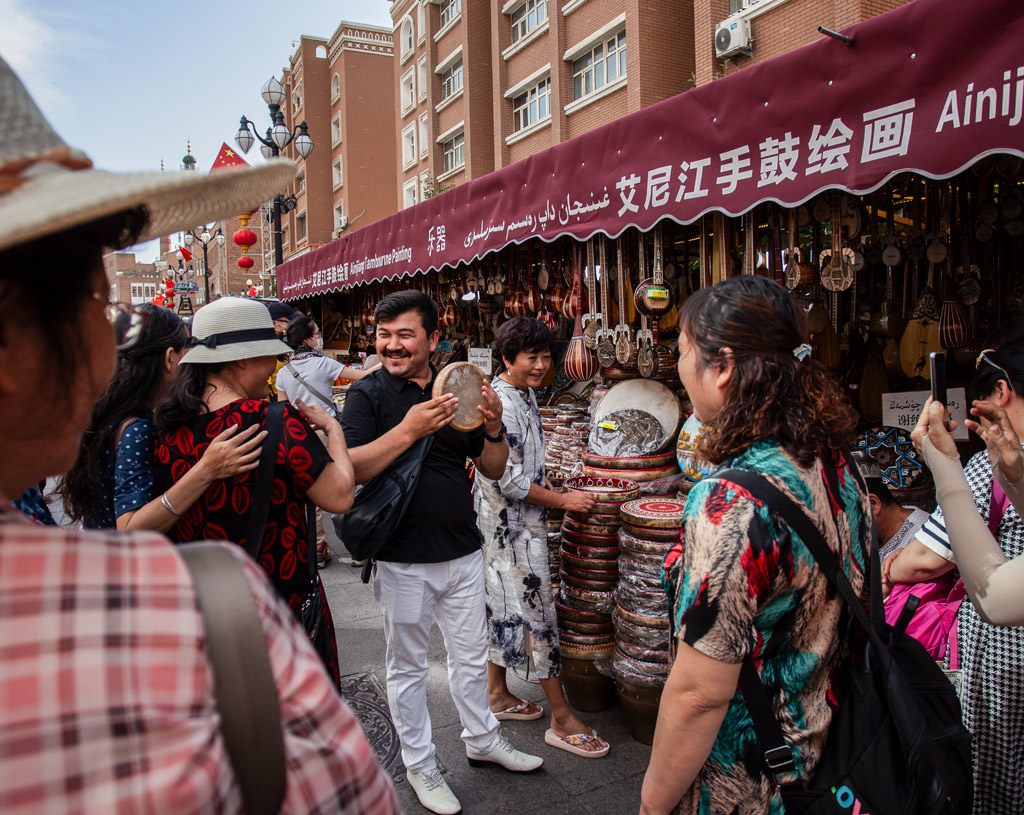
483, 423, 507, 443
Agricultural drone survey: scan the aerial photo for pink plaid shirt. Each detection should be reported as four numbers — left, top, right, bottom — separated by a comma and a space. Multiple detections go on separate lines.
0, 502, 399, 815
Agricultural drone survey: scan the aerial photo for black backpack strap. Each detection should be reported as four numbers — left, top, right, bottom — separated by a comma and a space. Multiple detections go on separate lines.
719, 466, 949, 814
245, 400, 287, 560
179, 541, 286, 815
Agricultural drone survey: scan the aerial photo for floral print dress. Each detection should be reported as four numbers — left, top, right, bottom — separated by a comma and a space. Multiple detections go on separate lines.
474, 377, 561, 678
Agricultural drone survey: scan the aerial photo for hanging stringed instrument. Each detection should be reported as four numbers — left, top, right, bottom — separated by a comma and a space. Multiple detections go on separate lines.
634, 231, 656, 378
899, 192, 943, 380
613, 237, 635, 365
593, 238, 616, 367
564, 243, 598, 382
582, 239, 601, 349
939, 183, 970, 351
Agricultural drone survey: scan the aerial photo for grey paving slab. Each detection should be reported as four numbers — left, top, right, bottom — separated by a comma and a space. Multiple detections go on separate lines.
321, 526, 652, 815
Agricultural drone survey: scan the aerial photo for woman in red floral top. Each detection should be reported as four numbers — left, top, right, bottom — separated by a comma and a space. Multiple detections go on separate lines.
154, 297, 355, 684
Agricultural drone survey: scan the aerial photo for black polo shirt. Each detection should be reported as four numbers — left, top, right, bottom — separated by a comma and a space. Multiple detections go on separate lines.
340, 367, 485, 564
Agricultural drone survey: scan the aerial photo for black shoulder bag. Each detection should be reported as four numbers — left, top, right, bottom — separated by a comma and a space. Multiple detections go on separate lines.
247, 401, 336, 682
716, 465, 972, 815
331, 374, 434, 583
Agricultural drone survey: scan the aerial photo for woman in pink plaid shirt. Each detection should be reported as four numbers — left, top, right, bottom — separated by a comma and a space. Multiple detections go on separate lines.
0, 56, 399, 815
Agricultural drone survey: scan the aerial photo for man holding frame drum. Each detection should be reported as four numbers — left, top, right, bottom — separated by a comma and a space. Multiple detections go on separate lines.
340, 290, 543, 815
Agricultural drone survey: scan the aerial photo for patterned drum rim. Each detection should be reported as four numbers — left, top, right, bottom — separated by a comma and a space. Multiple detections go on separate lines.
561, 515, 621, 536
559, 569, 618, 592
564, 475, 641, 501
619, 498, 687, 529
583, 463, 681, 482
563, 583, 615, 607
854, 426, 923, 488
582, 450, 678, 469
620, 521, 680, 543
554, 598, 613, 622
560, 541, 620, 560
558, 619, 615, 636
561, 526, 619, 548
612, 646, 671, 675
558, 629, 616, 647
560, 552, 621, 572
615, 602, 670, 629
615, 638, 671, 663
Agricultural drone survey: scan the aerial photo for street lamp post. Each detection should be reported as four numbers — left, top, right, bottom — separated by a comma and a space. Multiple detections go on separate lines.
182, 227, 226, 305
233, 76, 314, 268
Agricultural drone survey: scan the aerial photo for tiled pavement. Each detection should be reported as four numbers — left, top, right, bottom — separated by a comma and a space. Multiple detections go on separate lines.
320, 526, 651, 815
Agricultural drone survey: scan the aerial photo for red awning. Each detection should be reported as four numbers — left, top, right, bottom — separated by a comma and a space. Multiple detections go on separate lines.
278, 0, 1024, 300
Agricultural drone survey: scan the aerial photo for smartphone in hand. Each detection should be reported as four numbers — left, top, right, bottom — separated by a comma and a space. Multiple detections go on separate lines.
930, 351, 950, 428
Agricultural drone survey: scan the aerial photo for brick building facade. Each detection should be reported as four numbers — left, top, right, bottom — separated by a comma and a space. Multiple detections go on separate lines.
275, 24, 397, 262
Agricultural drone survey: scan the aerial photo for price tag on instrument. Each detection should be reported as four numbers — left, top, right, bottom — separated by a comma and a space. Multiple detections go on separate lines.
646, 286, 670, 300
881, 388, 968, 441
468, 347, 492, 376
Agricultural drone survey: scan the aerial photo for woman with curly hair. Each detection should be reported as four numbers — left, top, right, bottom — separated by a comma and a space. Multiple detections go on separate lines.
640, 275, 871, 815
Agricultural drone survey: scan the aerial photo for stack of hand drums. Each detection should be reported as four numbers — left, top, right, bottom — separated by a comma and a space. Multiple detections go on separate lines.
613, 497, 686, 744
556, 475, 639, 712
543, 405, 588, 482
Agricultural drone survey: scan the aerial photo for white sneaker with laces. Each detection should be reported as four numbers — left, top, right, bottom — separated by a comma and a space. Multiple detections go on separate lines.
407, 765, 461, 815
466, 734, 544, 772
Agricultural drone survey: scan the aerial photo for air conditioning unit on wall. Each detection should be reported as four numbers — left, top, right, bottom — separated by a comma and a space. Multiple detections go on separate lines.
715, 17, 752, 58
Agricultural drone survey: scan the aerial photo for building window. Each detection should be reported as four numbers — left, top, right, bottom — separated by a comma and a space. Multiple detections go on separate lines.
511, 0, 547, 43
334, 203, 346, 230
572, 30, 626, 100
419, 113, 429, 158
333, 157, 343, 189
401, 69, 416, 115
441, 59, 463, 100
402, 123, 418, 169
421, 170, 430, 198
296, 212, 307, 242
417, 1, 426, 41
296, 170, 305, 193
400, 17, 414, 58
331, 73, 340, 100
440, 0, 461, 28
418, 56, 428, 101
292, 83, 302, 112
332, 113, 342, 146
442, 132, 465, 174
512, 77, 550, 132
403, 178, 419, 208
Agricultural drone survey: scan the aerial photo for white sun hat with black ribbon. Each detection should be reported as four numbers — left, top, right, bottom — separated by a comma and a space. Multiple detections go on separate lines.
0, 55, 296, 253
181, 297, 292, 364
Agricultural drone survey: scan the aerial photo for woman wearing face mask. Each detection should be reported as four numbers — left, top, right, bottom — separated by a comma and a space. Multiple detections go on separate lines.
60, 304, 265, 531
276, 312, 379, 567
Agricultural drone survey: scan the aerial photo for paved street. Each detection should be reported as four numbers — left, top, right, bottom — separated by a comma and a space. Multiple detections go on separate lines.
320, 525, 651, 815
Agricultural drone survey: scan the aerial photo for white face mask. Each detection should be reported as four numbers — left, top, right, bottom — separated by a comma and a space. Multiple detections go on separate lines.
314, 338, 323, 351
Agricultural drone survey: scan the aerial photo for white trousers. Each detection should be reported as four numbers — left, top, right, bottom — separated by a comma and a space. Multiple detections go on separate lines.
373, 550, 501, 773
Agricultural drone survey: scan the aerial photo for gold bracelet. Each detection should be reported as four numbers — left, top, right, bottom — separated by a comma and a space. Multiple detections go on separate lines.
160, 492, 184, 517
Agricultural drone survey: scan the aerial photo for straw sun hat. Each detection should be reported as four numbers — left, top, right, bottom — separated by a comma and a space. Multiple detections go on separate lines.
182, 297, 291, 364
0, 55, 296, 254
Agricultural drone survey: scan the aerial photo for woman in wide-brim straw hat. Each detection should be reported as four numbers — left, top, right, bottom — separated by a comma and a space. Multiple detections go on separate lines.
153, 296, 356, 684
0, 56, 398, 814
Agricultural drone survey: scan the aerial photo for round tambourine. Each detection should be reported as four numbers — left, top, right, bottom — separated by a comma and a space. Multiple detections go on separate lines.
431, 362, 488, 432
854, 426, 923, 488
619, 498, 687, 530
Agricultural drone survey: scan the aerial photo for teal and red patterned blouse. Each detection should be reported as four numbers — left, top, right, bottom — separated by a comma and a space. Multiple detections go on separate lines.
662, 439, 870, 815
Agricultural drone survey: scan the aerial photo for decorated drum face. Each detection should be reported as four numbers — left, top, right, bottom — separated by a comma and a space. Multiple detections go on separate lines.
676, 414, 713, 482
431, 361, 488, 432
619, 498, 686, 530
582, 450, 678, 469
854, 426, 923, 488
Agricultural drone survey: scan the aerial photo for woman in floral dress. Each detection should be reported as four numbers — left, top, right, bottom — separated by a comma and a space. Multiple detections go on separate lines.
474, 317, 609, 758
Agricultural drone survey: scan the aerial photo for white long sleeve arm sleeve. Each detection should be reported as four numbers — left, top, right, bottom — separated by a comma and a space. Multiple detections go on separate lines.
921, 436, 1024, 626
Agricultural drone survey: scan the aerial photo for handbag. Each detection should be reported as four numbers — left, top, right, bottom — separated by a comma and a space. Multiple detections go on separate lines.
179, 541, 286, 815
331, 434, 433, 583
717, 464, 972, 815
884, 479, 1007, 666
247, 401, 336, 681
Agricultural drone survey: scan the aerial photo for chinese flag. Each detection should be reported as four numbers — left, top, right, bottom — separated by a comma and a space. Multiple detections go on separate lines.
209, 143, 250, 173
178, 246, 192, 262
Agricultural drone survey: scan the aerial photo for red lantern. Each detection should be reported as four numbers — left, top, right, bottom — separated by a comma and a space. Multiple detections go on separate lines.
233, 228, 256, 249
237, 255, 254, 269
234, 213, 258, 272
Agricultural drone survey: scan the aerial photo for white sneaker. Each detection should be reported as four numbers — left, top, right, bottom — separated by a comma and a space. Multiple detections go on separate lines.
407, 765, 461, 815
466, 734, 544, 772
